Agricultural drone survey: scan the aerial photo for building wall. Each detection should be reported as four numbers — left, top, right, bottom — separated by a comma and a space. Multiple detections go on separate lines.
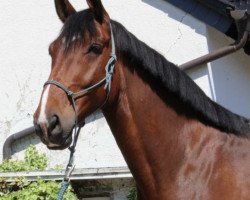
1, 0, 250, 169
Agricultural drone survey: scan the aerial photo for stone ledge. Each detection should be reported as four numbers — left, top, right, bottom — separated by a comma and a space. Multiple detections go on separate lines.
0, 167, 135, 199
0, 166, 132, 182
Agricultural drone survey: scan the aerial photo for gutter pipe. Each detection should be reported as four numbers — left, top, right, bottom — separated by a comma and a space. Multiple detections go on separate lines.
179, 31, 249, 70
3, 126, 35, 160
179, 9, 250, 70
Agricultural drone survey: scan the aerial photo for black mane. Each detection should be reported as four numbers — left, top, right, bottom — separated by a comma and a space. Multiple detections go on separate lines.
61, 10, 250, 136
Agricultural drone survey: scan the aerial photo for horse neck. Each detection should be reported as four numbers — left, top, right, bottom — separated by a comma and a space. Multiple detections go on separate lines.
102, 60, 207, 196
100, 54, 250, 199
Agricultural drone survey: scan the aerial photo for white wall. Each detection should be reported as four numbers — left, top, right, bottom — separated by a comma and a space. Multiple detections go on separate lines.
1, 0, 250, 169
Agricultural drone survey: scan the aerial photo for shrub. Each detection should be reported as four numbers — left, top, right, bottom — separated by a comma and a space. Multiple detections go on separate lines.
0, 145, 47, 172
0, 177, 77, 200
127, 187, 137, 200
0, 145, 78, 200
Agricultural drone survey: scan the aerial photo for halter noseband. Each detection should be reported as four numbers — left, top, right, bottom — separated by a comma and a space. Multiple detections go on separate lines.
44, 23, 116, 127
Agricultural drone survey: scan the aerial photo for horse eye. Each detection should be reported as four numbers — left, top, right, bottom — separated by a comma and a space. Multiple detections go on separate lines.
88, 43, 103, 54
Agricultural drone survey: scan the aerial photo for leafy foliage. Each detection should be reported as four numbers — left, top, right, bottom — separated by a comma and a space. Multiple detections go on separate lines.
0, 145, 47, 172
24, 145, 48, 171
127, 187, 137, 200
0, 145, 78, 200
0, 178, 77, 200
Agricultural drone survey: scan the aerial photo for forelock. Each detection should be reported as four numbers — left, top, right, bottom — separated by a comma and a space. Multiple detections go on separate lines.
60, 9, 97, 50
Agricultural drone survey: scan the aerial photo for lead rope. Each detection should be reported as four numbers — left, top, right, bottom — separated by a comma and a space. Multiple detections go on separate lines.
56, 128, 81, 200
56, 91, 84, 200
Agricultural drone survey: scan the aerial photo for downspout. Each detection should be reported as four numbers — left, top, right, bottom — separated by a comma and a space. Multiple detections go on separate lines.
179, 10, 250, 70
179, 31, 248, 70
3, 126, 35, 160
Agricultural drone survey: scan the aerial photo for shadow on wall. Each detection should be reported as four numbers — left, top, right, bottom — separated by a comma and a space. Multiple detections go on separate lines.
142, 0, 207, 36
143, 0, 250, 118
206, 27, 250, 118
142, 0, 214, 99
185, 64, 214, 100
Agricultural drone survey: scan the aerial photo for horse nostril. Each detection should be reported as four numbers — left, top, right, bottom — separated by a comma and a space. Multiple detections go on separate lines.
49, 115, 58, 131
48, 115, 62, 137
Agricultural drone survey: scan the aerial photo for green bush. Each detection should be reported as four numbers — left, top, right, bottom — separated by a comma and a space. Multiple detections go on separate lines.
0, 178, 77, 200
127, 187, 137, 200
0, 145, 78, 200
0, 145, 47, 172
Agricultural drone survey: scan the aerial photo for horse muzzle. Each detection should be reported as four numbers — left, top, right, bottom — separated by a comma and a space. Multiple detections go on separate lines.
34, 115, 73, 150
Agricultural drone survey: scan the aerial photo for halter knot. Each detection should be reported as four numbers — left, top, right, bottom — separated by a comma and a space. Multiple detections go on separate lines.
66, 91, 74, 97
68, 146, 76, 153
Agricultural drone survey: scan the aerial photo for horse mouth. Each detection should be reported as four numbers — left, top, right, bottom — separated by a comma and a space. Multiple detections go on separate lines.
47, 135, 73, 150
36, 127, 73, 150
35, 122, 74, 150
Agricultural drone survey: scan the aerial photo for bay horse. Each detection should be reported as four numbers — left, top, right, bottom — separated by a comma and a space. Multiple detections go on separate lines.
33, 0, 250, 199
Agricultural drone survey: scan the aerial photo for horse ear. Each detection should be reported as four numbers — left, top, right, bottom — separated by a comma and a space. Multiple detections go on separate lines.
86, 0, 109, 23
54, 0, 76, 23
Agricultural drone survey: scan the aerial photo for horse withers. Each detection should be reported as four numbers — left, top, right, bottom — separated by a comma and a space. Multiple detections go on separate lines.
33, 0, 250, 199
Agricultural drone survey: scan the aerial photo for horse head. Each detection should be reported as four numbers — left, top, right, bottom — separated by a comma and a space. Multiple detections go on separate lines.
33, 0, 117, 150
